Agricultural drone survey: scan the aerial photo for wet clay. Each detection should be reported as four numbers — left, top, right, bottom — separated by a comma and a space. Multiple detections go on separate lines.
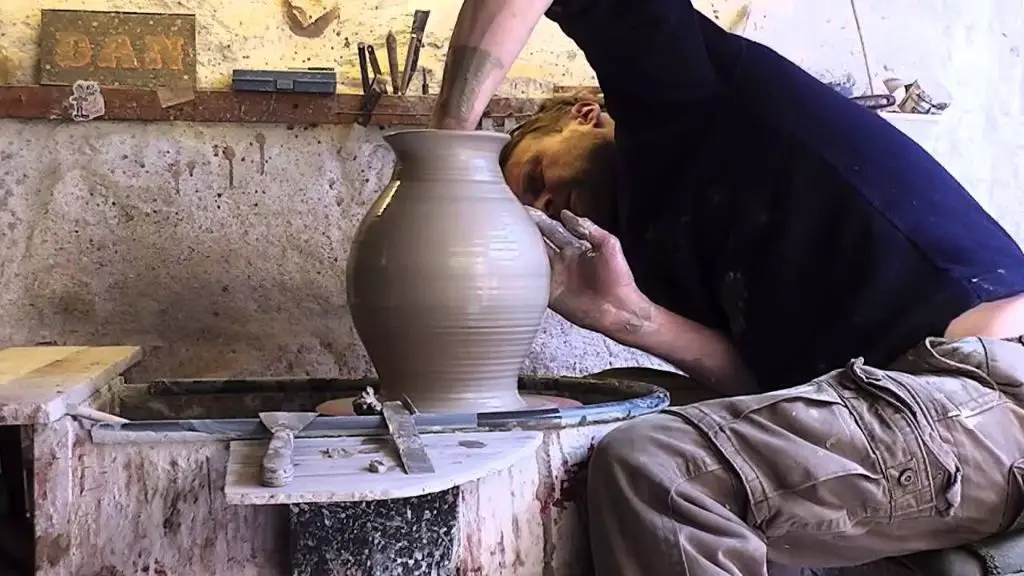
346, 129, 551, 413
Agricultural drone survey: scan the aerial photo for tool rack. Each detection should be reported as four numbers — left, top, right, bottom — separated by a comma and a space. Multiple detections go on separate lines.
0, 85, 543, 128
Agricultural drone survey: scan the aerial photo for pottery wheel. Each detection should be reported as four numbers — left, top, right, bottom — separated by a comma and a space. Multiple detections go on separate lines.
317, 393, 581, 416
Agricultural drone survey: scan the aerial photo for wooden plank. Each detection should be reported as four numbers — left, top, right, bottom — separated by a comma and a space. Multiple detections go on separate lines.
38, 10, 196, 89
0, 347, 85, 384
0, 85, 542, 126
0, 346, 142, 424
224, 430, 543, 505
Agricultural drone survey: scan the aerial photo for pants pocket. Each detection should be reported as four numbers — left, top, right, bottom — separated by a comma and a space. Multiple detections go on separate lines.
676, 381, 888, 537
841, 359, 963, 519
999, 458, 1024, 533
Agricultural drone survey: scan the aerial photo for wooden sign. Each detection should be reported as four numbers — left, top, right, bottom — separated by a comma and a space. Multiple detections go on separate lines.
38, 9, 196, 89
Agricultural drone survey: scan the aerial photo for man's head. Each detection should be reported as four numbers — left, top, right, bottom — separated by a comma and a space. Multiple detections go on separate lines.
499, 93, 619, 230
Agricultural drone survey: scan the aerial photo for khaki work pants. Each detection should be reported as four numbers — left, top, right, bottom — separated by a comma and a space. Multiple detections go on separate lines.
587, 336, 1024, 576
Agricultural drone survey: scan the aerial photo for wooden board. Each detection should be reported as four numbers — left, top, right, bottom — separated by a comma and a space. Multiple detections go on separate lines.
0, 85, 541, 126
38, 9, 196, 89
224, 430, 543, 505
0, 346, 142, 424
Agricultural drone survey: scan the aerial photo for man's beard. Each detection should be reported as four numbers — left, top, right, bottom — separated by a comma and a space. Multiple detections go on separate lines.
569, 138, 621, 232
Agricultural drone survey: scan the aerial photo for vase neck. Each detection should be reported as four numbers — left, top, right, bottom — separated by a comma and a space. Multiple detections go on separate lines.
385, 130, 509, 183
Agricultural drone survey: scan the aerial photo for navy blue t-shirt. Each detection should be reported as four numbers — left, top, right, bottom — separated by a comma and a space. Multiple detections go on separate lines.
546, 0, 1024, 390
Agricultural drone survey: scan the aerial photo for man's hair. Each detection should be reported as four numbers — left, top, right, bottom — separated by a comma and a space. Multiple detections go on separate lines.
498, 91, 606, 171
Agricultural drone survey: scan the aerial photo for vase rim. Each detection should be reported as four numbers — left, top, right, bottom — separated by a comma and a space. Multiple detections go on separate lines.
383, 128, 511, 147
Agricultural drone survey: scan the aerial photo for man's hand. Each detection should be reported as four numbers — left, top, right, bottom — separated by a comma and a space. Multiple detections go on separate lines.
526, 206, 653, 337
526, 206, 758, 396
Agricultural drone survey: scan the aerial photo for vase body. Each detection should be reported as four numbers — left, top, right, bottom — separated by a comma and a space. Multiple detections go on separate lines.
347, 129, 551, 413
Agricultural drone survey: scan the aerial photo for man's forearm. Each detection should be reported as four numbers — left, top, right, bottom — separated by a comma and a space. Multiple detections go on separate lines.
431, 0, 553, 130
608, 300, 758, 397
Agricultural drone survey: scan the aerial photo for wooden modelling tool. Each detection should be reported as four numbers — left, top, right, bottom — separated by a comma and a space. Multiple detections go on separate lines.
259, 411, 318, 487
386, 31, 401, 95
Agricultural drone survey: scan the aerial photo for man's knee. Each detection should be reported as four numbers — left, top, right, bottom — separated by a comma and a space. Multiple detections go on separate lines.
587, 414, 690, 526
587, 412, 762, 574
589, 412, 725, 490
589, 409, 667, 477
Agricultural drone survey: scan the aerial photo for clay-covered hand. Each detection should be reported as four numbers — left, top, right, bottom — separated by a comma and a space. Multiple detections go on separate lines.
525, 207, 652, 337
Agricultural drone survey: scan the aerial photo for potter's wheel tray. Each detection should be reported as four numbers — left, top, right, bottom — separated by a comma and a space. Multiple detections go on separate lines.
315, 374, 670, 422
85, 375, 670, 506
315, 389, 582, 417
88, 375, 671, 442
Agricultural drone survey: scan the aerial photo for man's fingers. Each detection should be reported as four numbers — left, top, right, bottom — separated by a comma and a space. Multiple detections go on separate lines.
525, 206, 588, 252
561, 210, 591, 241
561, 210, 617, 251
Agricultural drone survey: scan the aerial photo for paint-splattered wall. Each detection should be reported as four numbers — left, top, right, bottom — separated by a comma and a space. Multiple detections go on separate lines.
0, 0, 1022, 379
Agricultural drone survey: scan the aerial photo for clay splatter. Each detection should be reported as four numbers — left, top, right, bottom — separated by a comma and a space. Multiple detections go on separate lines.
170, 163, 184, 194
0, 49, 15, 84
254, 133, 267, 175
284, 0, 339, 38
185, 159, 197, 177
320, 447, 350, 458
222, 145, 236, 188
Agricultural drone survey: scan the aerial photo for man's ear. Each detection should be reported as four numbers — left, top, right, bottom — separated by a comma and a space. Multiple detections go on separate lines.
570, 101, 601, 126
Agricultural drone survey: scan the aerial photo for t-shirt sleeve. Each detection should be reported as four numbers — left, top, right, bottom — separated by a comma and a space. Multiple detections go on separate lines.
546, 0, 728, 114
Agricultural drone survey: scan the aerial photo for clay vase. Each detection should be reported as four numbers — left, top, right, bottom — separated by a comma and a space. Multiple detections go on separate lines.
347, 129, 551, 413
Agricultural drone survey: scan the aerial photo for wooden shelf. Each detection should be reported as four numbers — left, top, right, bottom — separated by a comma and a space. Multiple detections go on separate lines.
0, 85, 543, 127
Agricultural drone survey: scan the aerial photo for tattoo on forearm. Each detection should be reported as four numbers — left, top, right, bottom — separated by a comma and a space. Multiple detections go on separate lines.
435, 45, 504, 126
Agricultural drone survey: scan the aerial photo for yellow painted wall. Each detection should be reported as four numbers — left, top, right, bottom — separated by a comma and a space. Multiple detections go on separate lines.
0, 0, 749, 95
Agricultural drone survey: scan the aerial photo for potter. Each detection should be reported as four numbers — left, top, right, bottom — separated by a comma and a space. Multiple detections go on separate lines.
428, 0, 1024, 575
346, 129, 550, 413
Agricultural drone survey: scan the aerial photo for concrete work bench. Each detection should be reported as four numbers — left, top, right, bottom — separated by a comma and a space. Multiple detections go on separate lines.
0, 345, 670, 575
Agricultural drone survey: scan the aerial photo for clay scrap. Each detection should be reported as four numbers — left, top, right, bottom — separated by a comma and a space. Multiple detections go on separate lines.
284, 0, 339, 37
